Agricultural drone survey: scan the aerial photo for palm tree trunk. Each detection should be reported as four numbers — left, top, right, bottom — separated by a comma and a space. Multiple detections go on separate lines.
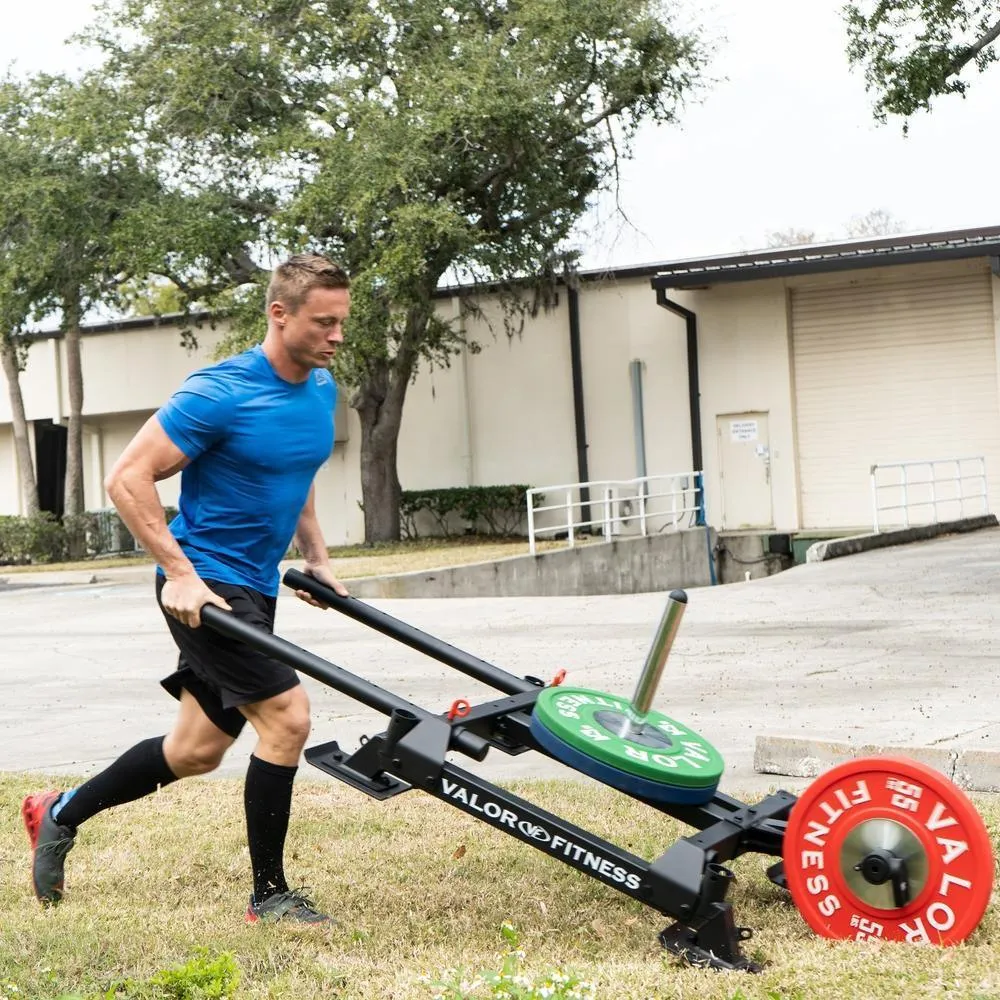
63, 293, 85, 519
0, 334, 40, 517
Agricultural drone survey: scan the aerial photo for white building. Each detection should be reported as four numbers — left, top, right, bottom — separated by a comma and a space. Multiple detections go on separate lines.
2, 225, 998, 546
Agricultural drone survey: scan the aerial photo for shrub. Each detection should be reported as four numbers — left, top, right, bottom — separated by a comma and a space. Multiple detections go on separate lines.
0, 512, 67, 564
0, 506, 173, 565
401, 485, 538, 539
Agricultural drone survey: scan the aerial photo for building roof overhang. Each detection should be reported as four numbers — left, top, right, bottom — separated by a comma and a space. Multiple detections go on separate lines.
649, 225, 1000, 290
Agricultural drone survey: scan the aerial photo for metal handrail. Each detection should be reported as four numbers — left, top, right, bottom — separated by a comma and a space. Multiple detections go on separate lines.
870, 456, 989, 533
525, 472, 703, 555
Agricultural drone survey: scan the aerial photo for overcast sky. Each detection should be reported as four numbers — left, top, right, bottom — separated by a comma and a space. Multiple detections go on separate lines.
3, 0, 997, 270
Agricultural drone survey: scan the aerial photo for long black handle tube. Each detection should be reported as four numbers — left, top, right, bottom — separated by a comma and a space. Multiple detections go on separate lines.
199, 604, 489, 761
283, 568, 537, 696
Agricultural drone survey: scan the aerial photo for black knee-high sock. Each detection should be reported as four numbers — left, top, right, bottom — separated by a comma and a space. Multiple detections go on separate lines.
55, 736, 178, 831
245, 754, 296, 903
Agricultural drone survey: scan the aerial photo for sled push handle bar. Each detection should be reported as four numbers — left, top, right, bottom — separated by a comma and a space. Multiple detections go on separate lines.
283, 568, 539, 697
199, 603, 491, 762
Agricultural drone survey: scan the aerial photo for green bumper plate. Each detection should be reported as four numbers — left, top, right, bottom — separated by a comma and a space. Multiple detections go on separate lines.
532, 686, 724, 789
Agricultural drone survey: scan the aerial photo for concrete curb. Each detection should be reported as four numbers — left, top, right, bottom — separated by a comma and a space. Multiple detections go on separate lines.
805, 515, 998, 562
0, 565, 155, 588
754, 734, 1000, 793
0, 559, 406, 594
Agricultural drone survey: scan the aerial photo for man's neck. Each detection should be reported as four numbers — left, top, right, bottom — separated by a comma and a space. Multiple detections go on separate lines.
261, 330, 309, 384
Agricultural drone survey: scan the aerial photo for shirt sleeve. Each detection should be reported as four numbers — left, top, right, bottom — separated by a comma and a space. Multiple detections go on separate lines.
155, 370, 238, 461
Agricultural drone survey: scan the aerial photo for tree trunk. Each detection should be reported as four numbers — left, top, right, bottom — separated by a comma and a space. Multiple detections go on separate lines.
0, 335, 40, 517
358, 404, 403, 543
62, 293, 87, 560
354, 303, 431, 544
356, 361, 406, 543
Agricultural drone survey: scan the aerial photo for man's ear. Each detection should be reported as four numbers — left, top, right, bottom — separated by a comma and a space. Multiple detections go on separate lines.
268, 300, 288, 326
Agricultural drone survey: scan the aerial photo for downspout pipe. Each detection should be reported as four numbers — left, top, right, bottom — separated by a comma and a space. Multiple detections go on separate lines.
655, 288, 716, 585
655, 289, 704, 518
567, 286, 591, 528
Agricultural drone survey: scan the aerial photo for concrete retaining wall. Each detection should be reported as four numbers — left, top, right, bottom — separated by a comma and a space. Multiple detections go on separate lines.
806, 514, 998, 562
344, 528, 719, 598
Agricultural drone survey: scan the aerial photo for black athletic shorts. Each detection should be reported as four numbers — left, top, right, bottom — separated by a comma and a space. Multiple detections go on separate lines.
157, 575, 300, 739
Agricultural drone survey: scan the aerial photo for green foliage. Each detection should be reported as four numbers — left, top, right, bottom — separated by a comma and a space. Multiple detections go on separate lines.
426, 922, 595, 1000
845, 1, 1000, 127
139, 949, 240, 999
53, 949, 240, 1000
399, 485, 537, 539
0, 508, 177, 565
118, 278, 187, 318
0, 74, 163, 326
0, 512, 70, 564
80, 0, 710, 540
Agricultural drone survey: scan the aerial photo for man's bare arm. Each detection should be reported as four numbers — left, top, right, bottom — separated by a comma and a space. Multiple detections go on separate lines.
293, 483, 349, 602
104, 415, 196, 579
105, 416, 231, 627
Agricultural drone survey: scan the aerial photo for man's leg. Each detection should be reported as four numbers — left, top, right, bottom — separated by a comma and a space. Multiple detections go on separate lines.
239, 684, 328, 923
23, 690, 235, 905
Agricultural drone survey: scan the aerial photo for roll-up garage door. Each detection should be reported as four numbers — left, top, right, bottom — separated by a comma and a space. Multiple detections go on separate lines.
791, 270, 999, 529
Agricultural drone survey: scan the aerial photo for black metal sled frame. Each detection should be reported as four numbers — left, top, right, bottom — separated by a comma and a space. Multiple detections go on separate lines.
201, 568, 796, 972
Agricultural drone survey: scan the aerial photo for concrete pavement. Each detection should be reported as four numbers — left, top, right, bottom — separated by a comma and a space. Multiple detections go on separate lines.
2, 527, 999, 798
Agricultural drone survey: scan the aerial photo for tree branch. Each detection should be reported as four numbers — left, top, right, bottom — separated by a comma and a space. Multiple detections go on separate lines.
947, 17, 1000, 76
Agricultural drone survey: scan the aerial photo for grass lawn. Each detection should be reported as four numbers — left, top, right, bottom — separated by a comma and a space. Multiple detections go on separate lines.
0, 536, 588, 579
2, 773, 998, 999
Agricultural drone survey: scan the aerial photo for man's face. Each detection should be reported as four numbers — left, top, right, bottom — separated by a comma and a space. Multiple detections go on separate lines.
272, 286, 351, 371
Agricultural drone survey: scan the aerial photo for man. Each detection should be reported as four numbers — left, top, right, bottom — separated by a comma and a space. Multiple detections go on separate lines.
22, 253, 351, 924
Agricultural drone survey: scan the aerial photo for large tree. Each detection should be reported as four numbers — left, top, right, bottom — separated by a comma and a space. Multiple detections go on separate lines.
846, 1, 1000, 128
0, 74, 168, 522
88, 0, 710, 541
0, 70, 255, 530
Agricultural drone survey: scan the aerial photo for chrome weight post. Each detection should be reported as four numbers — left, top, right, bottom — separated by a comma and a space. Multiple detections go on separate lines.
616, 589, 688, 739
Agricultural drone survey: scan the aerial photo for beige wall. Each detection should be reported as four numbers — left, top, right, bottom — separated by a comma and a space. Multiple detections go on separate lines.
398, 297, 476, 491
661, 279, 798, 530
577, 275, 692, 481
0, 425, 19, 515
0, 324, 227, 426
662, 258, 999, 533
0, 323, 233, 520
394, 276, 697, 540
74, 324, 228, 418
0, 338, 63, 425
463, 292, 578, 489
4, 259, 997, 544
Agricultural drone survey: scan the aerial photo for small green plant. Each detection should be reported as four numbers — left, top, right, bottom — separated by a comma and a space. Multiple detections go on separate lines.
142, 949, 240, 999
425, 922, 595, 999
48, 949, 241, 1000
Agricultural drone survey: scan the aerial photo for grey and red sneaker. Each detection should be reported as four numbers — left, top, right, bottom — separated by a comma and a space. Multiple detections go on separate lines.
21, 791, 76, 906
245, 888, 331, 925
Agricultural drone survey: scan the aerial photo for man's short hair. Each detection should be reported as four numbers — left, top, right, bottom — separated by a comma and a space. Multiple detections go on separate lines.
266, 254, 350, 314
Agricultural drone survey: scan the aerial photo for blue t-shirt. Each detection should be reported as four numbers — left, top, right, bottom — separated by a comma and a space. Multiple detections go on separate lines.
155, 345, 337, 596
